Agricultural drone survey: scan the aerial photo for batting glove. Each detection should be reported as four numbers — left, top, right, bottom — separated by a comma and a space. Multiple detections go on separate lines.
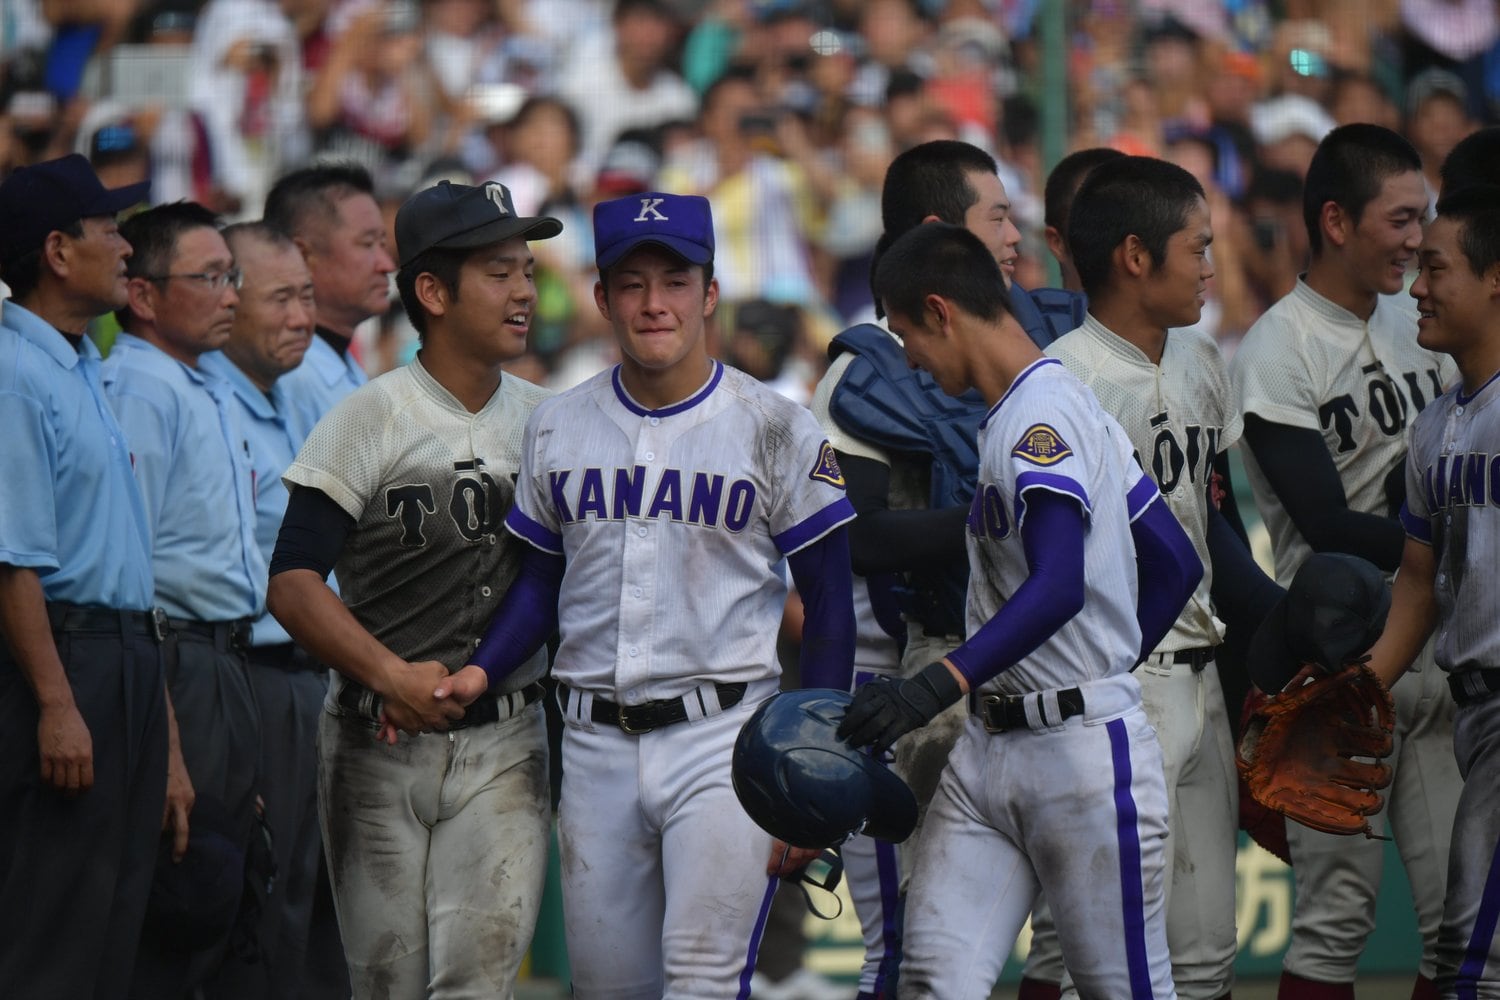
837, 661, 964, 754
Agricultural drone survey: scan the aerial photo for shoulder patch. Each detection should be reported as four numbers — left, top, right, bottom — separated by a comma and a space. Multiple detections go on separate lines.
809, 441, 845, 487
1012, 424, 1073, 466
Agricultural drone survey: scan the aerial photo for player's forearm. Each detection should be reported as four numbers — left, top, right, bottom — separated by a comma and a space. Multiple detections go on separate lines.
0, 565, 75, 710
1366, 538, 1438, 689
787, 529, 855, 692
267, 569, 406, 692
470, 546, 563, 687
1131, 496, 1204, 658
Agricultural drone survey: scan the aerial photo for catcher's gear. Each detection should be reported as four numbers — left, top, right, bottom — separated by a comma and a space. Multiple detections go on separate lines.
733, 689, 917, 849
1237, 662, 1396, 838
836, 661, 964, 754
1247, 551, 1391, 694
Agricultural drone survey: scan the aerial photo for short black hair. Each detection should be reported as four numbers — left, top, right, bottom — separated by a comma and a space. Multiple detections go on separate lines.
1067, 156, 1205, 301
221, 220, 296, 258
873, 222, 1012, 326
881, 140, 998, 238
264, 162, 375, 244
1044, 147, 1127, 232
396, 245, 470, 338
1, 218, 83, 301
116, 201, 223, 329
1302, 123, 1421, 256
1434, 184, 1500, 278
1440, 126, 1500, 197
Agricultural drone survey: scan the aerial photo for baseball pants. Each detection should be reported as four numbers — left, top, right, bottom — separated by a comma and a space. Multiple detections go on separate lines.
1025, 657, 1239, 1000
0, 624, 168, 1000
555, 682, 778, 999
1438, 689, 1500, 999
900, 673, 1176, 1000
1283, 655, 1459, 982
894, 627, 968, 878
317, 699, 551, 1000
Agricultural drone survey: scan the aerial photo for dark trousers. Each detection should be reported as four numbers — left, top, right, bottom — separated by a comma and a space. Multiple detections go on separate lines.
0, 626, 169, 1000
129, 627, 261, 1000
208, 645, 347, 999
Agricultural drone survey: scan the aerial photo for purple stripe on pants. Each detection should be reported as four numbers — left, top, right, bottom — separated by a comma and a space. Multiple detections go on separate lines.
737, 876, 781, 999
1456, 833, 1500, 1000
1108, 717, 1155, 1000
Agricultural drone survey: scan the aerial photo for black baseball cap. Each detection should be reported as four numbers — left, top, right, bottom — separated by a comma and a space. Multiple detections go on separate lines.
593, 191, 715, 269
0, 152, 149, 268
138, 795, 246, 954
394, 180, 562, 268
1248, 552, 1392, 693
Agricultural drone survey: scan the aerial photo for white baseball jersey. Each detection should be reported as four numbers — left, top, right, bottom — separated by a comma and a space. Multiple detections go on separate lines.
1048, 317, 1241, 650
506, 361, 855, 703
968, 358, 1158, 697
283, 358, 550, 697
1233, 279, 1455, 583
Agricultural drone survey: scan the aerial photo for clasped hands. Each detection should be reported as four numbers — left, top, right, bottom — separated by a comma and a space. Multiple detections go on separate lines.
372, 661, 491, 745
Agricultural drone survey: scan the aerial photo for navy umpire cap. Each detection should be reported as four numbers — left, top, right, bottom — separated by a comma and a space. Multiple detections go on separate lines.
593, 191, 714, 269
0, 153, 149, 269
395, 179, 562, 268
733, 689, 917, 849
138, 795, 246, 953
1248, 552, 1392, 693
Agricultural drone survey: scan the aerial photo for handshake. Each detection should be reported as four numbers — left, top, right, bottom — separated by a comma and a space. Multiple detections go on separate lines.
372, 661, 492, 745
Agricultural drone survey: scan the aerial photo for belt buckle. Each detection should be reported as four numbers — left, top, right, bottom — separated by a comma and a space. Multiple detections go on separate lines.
977, 694, 1007, 734
149, 607, 169, 644
617, 706, 654, 735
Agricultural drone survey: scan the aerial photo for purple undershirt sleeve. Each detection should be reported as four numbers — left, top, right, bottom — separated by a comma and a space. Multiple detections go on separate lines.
1130, 494, 1204, 659
787, 526, 856, 692
471, 545, 564, 686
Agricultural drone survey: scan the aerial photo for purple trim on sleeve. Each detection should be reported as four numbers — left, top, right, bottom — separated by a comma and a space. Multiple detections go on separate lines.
504, 506, 563, 555
1400, 503, 1433, 544
611, 361, 724, 417
1015, 470, 1091, 529
1126, 474, 1161, 522
773, 496, 857, 554
946, 492, 1086, 687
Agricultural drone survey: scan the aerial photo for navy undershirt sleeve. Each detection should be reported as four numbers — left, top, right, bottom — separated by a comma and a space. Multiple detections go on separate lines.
270, 485, 354, 579
1206, 503, 1284, 633
839, 451, 969, 576
1241, 415, 1404, 571
945, 489, 1085, 688
470, 545, 564, 686
787, 526, 856, 693
1131, 495, 1204, 659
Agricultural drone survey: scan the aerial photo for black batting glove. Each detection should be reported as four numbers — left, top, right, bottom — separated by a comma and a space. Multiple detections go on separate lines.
837, 661, 964, 754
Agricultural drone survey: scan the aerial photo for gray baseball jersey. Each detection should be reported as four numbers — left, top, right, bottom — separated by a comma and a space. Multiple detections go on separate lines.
283, 358, 549, 697
1232, 279, 1455, 584
1048, 317, 1241, 650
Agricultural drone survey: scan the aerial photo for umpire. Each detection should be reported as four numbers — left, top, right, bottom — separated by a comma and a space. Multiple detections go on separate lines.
0, 155, 179, 997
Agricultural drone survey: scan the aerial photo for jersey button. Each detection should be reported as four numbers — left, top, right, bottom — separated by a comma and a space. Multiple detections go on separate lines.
486, 534, 497, 545
481, 586, 492, 597
645, 451, 655, 461
633, 587, 643, 598
628, 646, 639, 656
637, 527, 648, 537
1457, 406, 1465, 415
650, 417, 660, 426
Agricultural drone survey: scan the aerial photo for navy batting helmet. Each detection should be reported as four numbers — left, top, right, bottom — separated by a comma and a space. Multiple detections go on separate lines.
732, 689, 918, 849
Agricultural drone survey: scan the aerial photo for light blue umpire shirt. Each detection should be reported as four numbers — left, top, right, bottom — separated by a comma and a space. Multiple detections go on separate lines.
0, 301, 155, 609
102, 333, 265, 623
199, 350, 305, 646
279, 329, 366, 440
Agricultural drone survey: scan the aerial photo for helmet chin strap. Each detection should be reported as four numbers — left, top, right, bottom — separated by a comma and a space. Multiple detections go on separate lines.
778, 847, 845, 921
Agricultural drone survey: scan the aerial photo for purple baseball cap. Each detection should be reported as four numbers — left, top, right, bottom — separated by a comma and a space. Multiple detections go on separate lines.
0, 153, 150, 268
593, 192, 715, 269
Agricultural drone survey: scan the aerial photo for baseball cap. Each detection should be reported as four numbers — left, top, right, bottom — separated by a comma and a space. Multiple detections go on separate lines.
138, 795, 246, 953
593, 192, 714, 270
1405, 67, 1470, 119
0, 152, 149, 268
1247, 552, 1391, 693
394, 179, 562, 268
1249, 94, 1337, 148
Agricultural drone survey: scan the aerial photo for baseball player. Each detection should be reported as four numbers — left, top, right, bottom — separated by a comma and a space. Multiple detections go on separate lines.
1038, 156, 1280, 1000
266, 179, 561, 998
842, 220, 1202, 999
198, 221, 327, 998
1231, 123, 1462, 1000
0, 154, 184, 999
1040, 147, 1127, 294
1362, 183, 1500, 998
434, 191, 857, 998
263, 163, 394, 436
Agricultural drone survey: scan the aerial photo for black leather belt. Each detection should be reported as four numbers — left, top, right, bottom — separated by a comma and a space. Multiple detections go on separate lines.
336, 679, 544, 729
971, 688, 1085, 733
1448, 669, 1500, 706
46, 603, 169, 643
561, 682, 748, 735
245, 643, 318, 673
167, 617, 253, 654
1173, 647, 1215, 671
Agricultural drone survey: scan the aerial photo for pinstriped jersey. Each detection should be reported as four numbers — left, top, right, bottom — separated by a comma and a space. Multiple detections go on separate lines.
506, 361, 856, 704
1047, 317, 1242, 650
1401, 371, 1500, 672
1232, 280, 1455, 584
968, 358, 1159, 696
282, 358, 549, 696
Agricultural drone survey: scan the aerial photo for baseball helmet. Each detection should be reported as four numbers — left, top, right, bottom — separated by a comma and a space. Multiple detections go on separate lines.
732, 689, 918, 849
1248, 552, 1391, 694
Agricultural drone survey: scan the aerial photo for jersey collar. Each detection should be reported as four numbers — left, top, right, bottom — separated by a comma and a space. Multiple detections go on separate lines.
983, 356, 1062, 429
611, 359, 723, 417
0, 299, 96, 370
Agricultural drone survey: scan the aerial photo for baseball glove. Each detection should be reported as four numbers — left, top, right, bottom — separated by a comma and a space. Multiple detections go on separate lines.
1236, 662, 1396, 838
